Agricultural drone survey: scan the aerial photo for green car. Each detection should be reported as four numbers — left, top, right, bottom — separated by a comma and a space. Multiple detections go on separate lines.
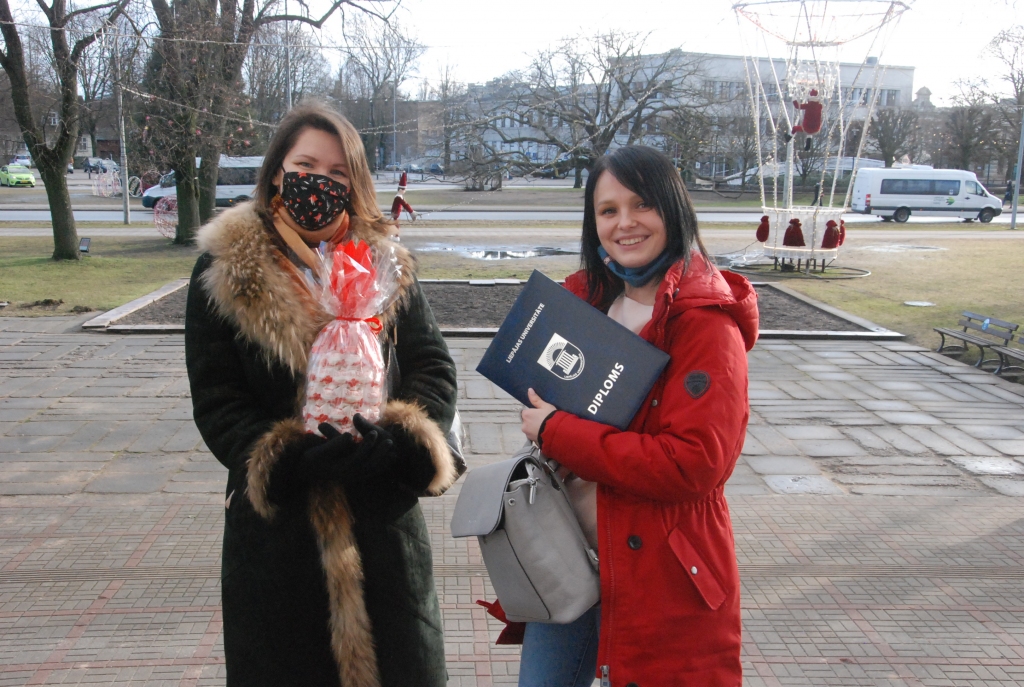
0, 165, 35, 187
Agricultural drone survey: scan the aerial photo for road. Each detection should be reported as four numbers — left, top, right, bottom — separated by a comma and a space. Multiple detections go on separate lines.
2, 207, 1021, 225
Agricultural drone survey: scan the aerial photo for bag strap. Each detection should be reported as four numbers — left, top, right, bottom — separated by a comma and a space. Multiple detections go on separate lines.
522, 447, 599, 571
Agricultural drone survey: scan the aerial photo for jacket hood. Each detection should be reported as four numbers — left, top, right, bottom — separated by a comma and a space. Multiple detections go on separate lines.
563, 255, 759, 351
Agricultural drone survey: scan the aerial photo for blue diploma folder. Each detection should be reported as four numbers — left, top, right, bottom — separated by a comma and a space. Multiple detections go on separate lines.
475, 271, 670, 430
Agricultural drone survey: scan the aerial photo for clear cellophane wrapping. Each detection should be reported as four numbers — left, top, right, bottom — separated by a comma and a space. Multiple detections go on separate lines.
302, 240, 401, 436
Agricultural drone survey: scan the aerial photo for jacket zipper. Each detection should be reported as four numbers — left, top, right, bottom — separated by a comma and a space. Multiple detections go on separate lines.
600, 664, 610, 687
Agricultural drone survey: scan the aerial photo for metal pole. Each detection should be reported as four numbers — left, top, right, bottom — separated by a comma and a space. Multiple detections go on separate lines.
284, 0, 291, 110
784, 135, 794, 208
1011, 106, 1024, 231
112, 26, 129, 225
393, 80, 397, 182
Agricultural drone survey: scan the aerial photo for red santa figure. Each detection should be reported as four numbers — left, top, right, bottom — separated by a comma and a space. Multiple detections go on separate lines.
755, 215, 770, 243
838, 218, 847, 246
782, 218, 805, 247
821, 219, 840, 249
390, 172, 417, 224
792, 89, 823, 150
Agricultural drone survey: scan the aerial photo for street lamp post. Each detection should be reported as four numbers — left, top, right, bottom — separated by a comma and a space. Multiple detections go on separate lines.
284, 0, 291, 110
109, 24, 129, 225
1011, 106, 1023, 231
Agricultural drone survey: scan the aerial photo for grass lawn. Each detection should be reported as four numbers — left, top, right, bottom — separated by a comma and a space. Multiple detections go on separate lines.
780, 239, 1024, 348
2, 227, 1020, 358
0, 237, 199, 316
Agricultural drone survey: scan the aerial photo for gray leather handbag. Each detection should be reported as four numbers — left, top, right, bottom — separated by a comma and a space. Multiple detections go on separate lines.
450, 442, 600, 623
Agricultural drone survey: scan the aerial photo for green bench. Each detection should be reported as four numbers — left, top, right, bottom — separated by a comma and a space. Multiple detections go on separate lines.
934, 312, 1019, 370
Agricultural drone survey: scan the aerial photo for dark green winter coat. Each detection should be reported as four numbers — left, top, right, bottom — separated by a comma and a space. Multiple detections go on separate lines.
184, 203, 459, 687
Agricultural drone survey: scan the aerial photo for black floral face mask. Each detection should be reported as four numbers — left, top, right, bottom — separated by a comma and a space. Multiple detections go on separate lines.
279, 171, 350, 231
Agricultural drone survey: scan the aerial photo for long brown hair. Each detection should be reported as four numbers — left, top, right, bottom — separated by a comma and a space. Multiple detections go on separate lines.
255, 101, 386, 229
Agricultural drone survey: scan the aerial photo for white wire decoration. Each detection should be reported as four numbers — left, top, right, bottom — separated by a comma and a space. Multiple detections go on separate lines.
733, 0, 912, 269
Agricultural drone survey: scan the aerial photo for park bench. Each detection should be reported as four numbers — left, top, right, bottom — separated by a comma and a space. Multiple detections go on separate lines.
992, 333, 1024, 379
934, 312, 1020, 370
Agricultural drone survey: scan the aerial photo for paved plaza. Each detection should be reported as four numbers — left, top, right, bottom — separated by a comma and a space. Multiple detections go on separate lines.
1, 315, 1023, 685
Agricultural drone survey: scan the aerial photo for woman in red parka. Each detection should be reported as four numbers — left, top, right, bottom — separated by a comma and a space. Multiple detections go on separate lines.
520, 146, 759, 686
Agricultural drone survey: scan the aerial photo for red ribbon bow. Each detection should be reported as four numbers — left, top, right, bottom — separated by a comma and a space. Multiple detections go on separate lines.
337, 315, 383, 334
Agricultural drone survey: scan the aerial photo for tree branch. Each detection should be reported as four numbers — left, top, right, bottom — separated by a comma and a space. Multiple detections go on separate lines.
59, 0, 122, 28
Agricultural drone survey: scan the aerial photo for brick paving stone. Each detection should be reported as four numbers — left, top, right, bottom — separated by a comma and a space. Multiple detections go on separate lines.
762, 475, 845, 495
979, 477, 1024, 496
985, 440, 1024, 456
957, 425, 1024, 440
792, 439, 867, 457
948, 457, 1024, 476
745, 456, 822, 475
3, 320, 1024, 685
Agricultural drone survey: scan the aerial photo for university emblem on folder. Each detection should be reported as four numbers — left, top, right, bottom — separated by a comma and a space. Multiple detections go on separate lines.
538, 333, 585, 381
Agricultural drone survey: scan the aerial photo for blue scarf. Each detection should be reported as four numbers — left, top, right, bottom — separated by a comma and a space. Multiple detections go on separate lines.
598, 246, 674, 287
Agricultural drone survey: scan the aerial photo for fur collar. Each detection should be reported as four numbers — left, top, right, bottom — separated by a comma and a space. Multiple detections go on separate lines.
196, 202, 417, 376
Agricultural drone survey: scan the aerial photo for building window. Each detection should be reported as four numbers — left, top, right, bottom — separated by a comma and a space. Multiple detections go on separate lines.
48, 111, 58, 126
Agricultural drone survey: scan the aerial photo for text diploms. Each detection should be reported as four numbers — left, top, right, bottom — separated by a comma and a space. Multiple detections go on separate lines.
588, 363, 624, 415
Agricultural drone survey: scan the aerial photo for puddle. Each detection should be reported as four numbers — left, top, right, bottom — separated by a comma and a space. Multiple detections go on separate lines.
417, 245, 579, 260
859, 245, 947, 253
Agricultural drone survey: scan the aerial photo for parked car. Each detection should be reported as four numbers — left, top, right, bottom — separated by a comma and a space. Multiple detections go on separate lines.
0, 165, 35, 187
530, 164, 567, 179
141, 155, 262, 209
401, 163, 423, 173
851, 167, 1002, 223
383, 163, 402, 171
11, 155, 31, 167
82, 157, 118, 174
428, 163, 444, 175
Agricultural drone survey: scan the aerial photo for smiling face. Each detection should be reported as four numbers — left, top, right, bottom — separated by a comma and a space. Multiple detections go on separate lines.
594, 171, 668, 270
273, 127, 351, 190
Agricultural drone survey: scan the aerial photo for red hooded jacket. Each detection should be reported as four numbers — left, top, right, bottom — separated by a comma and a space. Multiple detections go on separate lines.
539, 256, 758, 686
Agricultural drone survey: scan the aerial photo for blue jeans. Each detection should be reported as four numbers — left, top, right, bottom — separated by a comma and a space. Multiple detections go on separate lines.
518, 605, 601, 687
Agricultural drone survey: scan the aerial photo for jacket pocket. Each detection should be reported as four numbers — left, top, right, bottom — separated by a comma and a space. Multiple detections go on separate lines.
668, 527, 727, 610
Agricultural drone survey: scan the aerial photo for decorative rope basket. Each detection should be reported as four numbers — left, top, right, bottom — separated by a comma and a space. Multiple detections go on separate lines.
761, 206, 845, 261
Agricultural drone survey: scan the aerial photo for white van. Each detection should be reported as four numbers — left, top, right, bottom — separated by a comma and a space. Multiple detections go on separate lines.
142, 155, 263, 209
851, 167, 1002, 223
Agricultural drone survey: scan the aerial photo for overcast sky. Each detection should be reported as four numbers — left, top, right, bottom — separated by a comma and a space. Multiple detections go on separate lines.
393, 0, 1021, 106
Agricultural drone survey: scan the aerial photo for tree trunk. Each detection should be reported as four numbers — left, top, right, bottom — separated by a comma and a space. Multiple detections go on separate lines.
197, 142, 219, 223
173, 155, 201, 244
37, 158, 80, 260
573, 161, 584, 189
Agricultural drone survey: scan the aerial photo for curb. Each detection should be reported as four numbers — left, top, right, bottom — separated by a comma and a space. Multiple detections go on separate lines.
81, 278, 903, 341
82, 278, 188, 331
755, 282, 903, 338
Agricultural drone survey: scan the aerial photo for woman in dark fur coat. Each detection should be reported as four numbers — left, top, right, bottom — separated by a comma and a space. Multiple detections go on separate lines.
184, 102, 460, 687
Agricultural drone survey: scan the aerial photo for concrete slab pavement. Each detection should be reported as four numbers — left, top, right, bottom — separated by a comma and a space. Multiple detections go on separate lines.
1, 316, 1023, 685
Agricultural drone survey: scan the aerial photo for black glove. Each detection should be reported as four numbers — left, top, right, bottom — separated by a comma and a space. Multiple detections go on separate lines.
353, 414, 438, 494
266, 422, 395, 506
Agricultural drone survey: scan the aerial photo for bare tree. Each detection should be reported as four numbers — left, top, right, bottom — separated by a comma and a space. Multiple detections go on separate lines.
425, 63, 466, 173
985, 27, 1024, 179
0, 0, 129, 260
938, 88, 996, 171
335, 14, 424, 170
471, 32, 707, 188
870, 107, 918, 167
660, 108, 712, 183
242, 23, 333, 128
144, 0, 395, 244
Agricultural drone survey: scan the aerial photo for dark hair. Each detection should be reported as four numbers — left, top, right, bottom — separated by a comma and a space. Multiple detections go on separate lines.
254, 101, 384, 224
581, 145, 707, 311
